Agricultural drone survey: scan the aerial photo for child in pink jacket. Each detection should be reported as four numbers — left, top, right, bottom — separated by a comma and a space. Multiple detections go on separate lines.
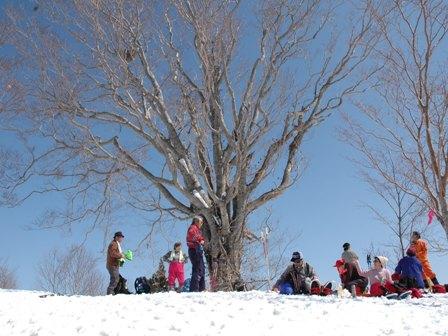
163, 242, 189, 291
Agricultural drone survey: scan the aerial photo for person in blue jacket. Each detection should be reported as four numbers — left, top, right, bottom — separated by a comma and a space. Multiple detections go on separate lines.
394, 248, 424, 289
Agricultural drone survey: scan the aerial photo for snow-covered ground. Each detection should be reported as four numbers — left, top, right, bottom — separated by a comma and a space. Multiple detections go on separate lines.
1, 289, 448, 336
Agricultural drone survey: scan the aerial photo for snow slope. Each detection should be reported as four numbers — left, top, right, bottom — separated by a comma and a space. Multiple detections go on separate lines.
1, 289, 447, 336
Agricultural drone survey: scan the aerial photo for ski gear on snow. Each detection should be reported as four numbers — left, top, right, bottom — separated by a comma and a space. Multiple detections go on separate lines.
134, 277, 151, 294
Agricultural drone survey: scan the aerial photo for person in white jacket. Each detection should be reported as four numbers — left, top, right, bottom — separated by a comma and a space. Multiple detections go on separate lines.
163, 242, 189, 291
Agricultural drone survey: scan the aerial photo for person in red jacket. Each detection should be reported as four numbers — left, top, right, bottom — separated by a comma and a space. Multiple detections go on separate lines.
334, 259, 368, 295
186, 215, 205, 292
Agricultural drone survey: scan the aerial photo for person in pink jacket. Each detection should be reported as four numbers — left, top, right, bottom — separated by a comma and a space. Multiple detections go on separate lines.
163, 242, 189, 292
354, 256, 393, 296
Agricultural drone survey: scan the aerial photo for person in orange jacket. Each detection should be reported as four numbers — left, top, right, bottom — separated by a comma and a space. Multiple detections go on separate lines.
411, 231, 439, 287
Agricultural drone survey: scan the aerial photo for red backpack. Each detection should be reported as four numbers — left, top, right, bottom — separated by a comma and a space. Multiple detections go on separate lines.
432, 284, 447, 294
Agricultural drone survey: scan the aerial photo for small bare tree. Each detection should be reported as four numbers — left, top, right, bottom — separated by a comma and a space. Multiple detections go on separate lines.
344, 0, 448, 241
0, 258, 18, 289
37, 245, 105, 296
340, 129, 428, 260
2, 0, 380, 290
240, 210, 301, 290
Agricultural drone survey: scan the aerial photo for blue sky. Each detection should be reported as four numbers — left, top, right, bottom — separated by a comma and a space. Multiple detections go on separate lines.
0, 0, 446, 291
2, 110, 446, 290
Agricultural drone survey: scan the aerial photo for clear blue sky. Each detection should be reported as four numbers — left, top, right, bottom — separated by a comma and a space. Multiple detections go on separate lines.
0, 0, 446, 291
2, 111, 446, 290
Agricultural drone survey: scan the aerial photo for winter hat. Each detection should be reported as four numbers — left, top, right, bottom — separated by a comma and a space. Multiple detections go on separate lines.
406, 247, 416, 257
376, 256, 388, 269
342, 243, 350, 251
333, 259, 345, 268
114, 231, 124, 238
290, 251, 303, 262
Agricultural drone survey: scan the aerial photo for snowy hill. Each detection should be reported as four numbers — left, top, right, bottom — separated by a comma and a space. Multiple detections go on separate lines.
1, 289, 448, 336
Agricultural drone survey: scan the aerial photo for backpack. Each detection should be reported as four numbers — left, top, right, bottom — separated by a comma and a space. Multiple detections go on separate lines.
182, 278, 191, 292
134, 277, 151, 294
114, 275, 132, 295
432, 284, 447, 294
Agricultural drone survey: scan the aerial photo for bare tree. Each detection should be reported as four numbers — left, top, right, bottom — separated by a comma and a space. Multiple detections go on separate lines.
37, 245, 105, 296
340, 128, 428, 260
2, 0, 380, 290
240, 209, 301, 290
0, 258, 18, 289
344, 0, 448, 241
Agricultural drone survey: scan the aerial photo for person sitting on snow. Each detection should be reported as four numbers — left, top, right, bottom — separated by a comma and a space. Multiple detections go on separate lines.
163, 242, 189, 292
334, 259, 368, 295
354, 256, 393, 296
393, 247, 425, 289
341, 242, 359, 263
272, 252, 323, 295
411, 231, 439, 288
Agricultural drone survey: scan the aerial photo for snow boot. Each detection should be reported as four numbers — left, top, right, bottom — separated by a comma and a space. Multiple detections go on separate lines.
320, 282, 333, 296
398, 290, 412, 300
385, 293, 399, 300
310, 280, 321, 295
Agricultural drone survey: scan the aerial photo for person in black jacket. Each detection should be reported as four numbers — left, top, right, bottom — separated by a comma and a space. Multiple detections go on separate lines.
273, 252, 319, 294
334, 259, 368, 295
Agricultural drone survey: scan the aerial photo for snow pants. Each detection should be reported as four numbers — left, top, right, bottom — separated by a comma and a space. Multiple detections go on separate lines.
168, 261, 185, 288
189, 246, 205, 292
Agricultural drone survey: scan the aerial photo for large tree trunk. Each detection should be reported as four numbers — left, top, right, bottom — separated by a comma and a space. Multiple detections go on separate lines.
201, 211, 245, 291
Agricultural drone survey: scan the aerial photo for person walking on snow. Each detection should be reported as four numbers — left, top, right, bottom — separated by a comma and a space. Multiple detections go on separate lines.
410, 231, 439, 287
186, 215, 206, 292
341, 242, 359, 263
163, 242, 188, 291
106, 231, 126, 295
272, 252, 321, 295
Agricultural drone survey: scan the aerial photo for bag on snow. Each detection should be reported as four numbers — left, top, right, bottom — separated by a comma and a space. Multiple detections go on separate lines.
182, 278, 191, 292
134, 276, 151, 294
114, 274, 132, 294
411, 288, 423, 299
432, 284, 447, 294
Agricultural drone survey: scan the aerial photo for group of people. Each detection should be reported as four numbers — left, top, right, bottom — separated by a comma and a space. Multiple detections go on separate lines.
272, 232, 444, 298
106, 215, 444, 297
106, 215, 206, 294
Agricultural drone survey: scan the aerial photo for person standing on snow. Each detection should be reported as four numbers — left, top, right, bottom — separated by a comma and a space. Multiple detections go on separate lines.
410, 231, 439, 287
106, 231, 126, 295
272, 252, 323, 295
341, 242, 359, 263
163, 242, 189, 292
186, 215, 206, 292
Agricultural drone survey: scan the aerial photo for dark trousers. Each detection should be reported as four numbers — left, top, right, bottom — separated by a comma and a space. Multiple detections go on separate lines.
345, 278, 368, 292
107, 265, 120, 295
189, 246, 205, 292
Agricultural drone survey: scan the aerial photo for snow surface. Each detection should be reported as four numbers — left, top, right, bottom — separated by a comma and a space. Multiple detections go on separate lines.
1, 289, 448, 336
